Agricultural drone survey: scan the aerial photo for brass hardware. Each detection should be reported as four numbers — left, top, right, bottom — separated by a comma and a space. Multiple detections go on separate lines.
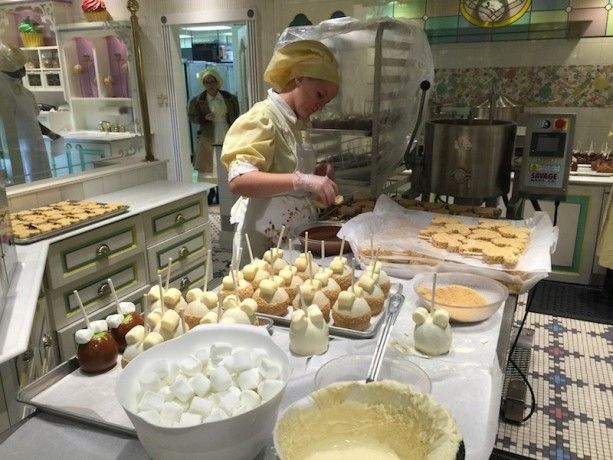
98, 282, 111, 297
175, 213, 185, 225
178, 246, 189, 258
96, 243, 111, 258
127, 0, 155, 161
22, 349, 34, 362
41, 334, 54, 348
179, 277, 190, 291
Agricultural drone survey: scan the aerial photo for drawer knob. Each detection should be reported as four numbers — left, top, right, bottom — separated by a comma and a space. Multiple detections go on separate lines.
178, 246, 189, 258
179, 276, 190, 291
175, 213, 186, 225
98, 282, 111, 297
96, 243, 111, 258
41, 334, 54, 348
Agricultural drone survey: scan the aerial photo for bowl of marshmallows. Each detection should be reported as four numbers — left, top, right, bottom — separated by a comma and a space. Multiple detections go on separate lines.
115, 323, 290, 460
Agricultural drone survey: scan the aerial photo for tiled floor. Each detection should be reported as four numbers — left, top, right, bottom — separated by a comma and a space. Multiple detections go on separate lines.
495, 304, 613, 459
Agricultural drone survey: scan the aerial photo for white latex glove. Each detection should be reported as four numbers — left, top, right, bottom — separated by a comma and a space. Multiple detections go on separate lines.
293, 171, 338, 207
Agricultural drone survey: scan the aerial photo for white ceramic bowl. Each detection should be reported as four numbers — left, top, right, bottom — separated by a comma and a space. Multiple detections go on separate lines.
274, 380, 462, 460
115, 324, 290, 460
314, 354, 431, 394
413, 272, 508, 322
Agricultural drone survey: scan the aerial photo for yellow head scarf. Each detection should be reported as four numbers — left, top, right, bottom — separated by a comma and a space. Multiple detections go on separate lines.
198, 68, 224, 88
0, 43, 26, 72
264, 40, 339, 92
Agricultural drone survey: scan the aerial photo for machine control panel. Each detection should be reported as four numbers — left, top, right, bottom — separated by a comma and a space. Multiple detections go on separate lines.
518, 113, 575, 201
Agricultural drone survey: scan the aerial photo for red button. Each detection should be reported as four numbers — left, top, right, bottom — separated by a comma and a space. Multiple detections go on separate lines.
554, 118, 567, 129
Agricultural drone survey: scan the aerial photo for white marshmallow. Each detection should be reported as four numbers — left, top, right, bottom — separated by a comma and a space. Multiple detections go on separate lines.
259, 358, 281, 380
138, 391, 164, 412
178, 412, 202, 427
160, 401, 183, 424
139, 371, 163, 392
143, 332, 164, 350
146, 359, 169, 380
209, 366, 232, 392
190, 374, 211, 397
160, 309, 180, 333
218, 387, 241, 415
237, 368, 261, 391
165, 361, 181, 385
210, 342, 232, 364
189, 396, 214, 418
179, 355, 202, 376
169, 375, 194, 403
106, 314, 124, 329
205, 407, 228, 423
257, 379, 285, 401
138, 410, 161, 425
230, 348, 253, 373
117, 301, 136, 315
250, 348, 267, 367
74, 328, 94, 344
159, 385, 173, 402
240, 390, 261, 410
219, 355, 234, 372
194, 348, 210, 364
185, 288, 204, 304
122, 343, 143, 363
125, 325, 145, 345
146, 308, 162, 329
89, 320, 108, 333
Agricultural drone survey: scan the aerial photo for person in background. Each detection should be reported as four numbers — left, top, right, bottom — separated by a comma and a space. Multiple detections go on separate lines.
0, 43, 60, 185
221, 40, 339, 258
187, 68, 239, 204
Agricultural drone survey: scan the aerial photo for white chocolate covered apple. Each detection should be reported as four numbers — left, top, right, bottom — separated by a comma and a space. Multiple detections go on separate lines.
290, 304, 329, 356
253, 279, 290, 316
332, 288, 372, 331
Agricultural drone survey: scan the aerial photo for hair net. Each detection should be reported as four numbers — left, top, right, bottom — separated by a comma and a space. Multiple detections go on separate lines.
0, 43, 26, 72
198, 68, 224, 88
263, 40, 339, 92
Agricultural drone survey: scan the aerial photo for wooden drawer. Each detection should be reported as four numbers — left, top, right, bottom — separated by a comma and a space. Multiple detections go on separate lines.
46, 216, 144, 289
165, 256, 211, 296
142, 194, 208, 246
146, 223, 210, 282
56, 285, 148, 362
48, 253, 147, 331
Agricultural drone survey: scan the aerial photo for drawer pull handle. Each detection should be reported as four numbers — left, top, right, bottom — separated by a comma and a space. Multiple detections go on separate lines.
175, 213, 186, 225
41, 334, 54, 348
96, 243, 111, 258
178, 246, 189, 258
179, 276, 190, 291
98, 282, 111, 297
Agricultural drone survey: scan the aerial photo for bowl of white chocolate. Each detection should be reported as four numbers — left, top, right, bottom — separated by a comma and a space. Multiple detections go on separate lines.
116, 324, 290, 460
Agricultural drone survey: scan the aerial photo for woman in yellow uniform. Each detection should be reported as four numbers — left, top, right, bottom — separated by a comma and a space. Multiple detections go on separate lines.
221, 40, 339, 257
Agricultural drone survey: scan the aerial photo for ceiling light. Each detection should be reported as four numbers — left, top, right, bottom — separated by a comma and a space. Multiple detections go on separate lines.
179, 34, 191, 39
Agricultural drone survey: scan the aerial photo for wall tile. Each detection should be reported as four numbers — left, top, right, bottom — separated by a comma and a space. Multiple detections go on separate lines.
103, 174, 122, 193
137, 167, 155, 185
60, 183, 84, 201
36, 188, 62, 207
8, 194, 38, 212
120, 171, 136, 189
82, 178, 104, 198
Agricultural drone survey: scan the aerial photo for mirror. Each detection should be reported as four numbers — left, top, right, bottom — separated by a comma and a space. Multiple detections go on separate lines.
0, 1, 147, 187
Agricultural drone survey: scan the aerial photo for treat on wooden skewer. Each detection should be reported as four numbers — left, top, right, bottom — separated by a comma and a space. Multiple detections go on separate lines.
289, 291, 329, 356
105, 278, 144, 352
292, 280, 331, 321
263, 225, 288, 274
331, 287, 372, 332
253, 277, 290, 316
294, 233, 320, 280
219, 294, 253, 325
364, 247, 391, 297
242, 260, 270, 289
328, 236, 352, 290
245, 233, 272, 273
145, 275, 165, 331
186, 249, 213, 304
220, 248, 254, 301
162, 257, 187, 312
73, 289, 118, 374
314, 269, 341, 305
274, 265, 302, 303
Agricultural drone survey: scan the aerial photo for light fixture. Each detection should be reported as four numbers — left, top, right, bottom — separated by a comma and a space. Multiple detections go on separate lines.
179, 34, 192, 39
181, 25, 232, 32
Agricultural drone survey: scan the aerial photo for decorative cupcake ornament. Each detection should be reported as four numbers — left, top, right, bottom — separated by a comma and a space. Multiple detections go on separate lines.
81, 0, 111, 22
19, 17, 43, 48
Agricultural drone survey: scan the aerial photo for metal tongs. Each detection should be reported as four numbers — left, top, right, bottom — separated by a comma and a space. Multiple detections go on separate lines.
365, 283, 405, 383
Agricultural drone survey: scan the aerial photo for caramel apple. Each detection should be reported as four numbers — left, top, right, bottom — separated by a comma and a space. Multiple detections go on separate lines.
106, 301, 144, 352
75, 320, 119, 374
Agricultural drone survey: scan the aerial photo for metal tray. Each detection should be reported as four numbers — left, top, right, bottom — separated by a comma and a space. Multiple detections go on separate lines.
258, 298, 390, 340
17, 357, 137, 436
13, 206, 129, 244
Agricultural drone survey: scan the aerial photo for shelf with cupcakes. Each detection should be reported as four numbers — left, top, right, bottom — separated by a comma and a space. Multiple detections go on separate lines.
20, 45, 64, 92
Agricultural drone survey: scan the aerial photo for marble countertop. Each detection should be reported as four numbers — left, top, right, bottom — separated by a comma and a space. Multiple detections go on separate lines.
0, 181, 214, 364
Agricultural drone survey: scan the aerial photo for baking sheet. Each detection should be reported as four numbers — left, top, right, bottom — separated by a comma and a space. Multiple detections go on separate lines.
570, 165, 613, 177
13, 206, 129, 244
338, 195, 558, 293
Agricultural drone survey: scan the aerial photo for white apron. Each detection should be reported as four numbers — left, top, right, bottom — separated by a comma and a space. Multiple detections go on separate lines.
230, 98, 317, 261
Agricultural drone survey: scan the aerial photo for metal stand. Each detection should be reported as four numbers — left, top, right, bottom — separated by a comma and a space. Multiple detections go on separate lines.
501, 327, 535, 423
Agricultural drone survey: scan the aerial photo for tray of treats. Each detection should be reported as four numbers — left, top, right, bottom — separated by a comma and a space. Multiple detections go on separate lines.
10, 200, 128, 244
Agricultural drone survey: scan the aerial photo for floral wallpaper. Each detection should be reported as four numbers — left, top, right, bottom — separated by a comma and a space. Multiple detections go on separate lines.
432, 64, 613, 107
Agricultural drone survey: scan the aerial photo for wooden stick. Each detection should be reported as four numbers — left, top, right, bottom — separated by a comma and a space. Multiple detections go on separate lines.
73, 290, 91, 329
276, 225, 286, 252
431, 273, 438, 310
235, 247, 243, 279
304, 231, 309, 257
107, 278, 119, 307
165, 257, 173, 290
321, 240, 325, 261
230, 267, 239, 298
157, 274, 165, 314
370, 248, 379, 277
351, 258, 356, 288
179, 310, 187, 334
300, 290, 307, 310
339, 236, 345, 256
143, 293, 150, 334
216, 297, 223, 323
308, 251, 313, 281
203, 249, 211, 292
245, 234, 254, 263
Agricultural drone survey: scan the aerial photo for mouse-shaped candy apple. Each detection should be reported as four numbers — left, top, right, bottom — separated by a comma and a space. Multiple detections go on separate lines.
412, 307, 452, 356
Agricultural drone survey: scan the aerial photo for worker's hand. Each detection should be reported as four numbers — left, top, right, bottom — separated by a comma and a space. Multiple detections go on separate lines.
314, 162, 335, 180
293, 171, 338, 207
205, 113, 215, 122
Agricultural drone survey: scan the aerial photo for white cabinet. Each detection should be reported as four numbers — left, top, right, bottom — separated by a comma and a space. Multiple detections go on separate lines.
21, 46, 63, 93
